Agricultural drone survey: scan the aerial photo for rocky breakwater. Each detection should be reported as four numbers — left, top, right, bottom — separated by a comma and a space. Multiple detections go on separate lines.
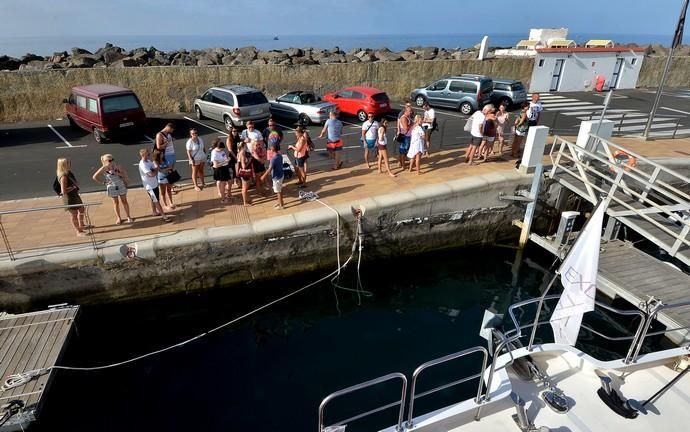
0, 43, 489, 71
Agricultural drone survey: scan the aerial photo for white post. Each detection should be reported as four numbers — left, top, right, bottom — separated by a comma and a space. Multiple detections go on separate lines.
519, 125, 549, 175
478, 36, 489, 60
576, 120, 614, 152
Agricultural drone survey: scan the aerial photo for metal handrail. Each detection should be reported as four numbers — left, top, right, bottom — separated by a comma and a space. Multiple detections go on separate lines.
552, 154, 690, 247
549, 136, 690, 257
483, 294, 648, 403
0, 202, 101, 261
318, 372, 407, 432
630, 299, 690, 361
406, 346, 488, 429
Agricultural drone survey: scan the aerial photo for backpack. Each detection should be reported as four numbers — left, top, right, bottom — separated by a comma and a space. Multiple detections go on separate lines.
267, 130, 282, 149
52, 177, 62, 196
464, 116, 473, 132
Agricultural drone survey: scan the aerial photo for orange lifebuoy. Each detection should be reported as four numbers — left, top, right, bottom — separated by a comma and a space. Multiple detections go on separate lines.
611, 150, 637, 172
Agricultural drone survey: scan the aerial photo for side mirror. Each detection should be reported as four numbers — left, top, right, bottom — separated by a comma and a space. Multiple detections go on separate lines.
334, 95, 340, 99
62, 98, 69, 104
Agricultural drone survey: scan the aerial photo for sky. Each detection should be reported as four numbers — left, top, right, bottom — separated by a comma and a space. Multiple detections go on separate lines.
0, 0, 687, 38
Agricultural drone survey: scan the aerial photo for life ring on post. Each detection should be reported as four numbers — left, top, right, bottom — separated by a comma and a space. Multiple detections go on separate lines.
610, 150, 637, 172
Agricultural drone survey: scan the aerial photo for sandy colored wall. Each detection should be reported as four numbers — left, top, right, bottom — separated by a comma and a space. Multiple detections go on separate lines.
637, 56, 690, 88
0, 58, 535, 122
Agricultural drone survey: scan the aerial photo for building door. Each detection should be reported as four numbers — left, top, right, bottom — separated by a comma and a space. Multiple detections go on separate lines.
550, 59, 565, 91
611, 58, 624, 89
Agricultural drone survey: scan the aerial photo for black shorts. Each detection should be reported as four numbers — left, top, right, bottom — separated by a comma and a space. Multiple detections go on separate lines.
146, 187, 160, 203
252, 158, 266, 173
213, 165, 231, 181
528, 120, 538, 127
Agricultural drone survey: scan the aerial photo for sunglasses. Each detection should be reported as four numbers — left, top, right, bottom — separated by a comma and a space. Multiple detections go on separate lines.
107, 159, 113, 162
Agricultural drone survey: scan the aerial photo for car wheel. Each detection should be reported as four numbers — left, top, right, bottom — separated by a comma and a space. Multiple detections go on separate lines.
499, 97, 512, 108
195, 105, 205, 120
357, 110, 368, 122
93, 128, 103, 144
415, 95, 427, 107
224, 116, 233, 131
460, 102, 473, 115
68, 116, 79, 130
298, 113, 311, 126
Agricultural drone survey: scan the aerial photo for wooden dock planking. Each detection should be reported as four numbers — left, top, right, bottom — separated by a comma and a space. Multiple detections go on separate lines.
0, 307, 78, 419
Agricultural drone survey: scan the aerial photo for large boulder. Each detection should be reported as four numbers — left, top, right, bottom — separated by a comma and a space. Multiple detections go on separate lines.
18, 60, 49, 71
292, 56, 316, 65
221, 54, 235, 65
0, 56, 21, 70
354, 49, 376, 62
317, 54, 346, 64
399, 50, 419, 61
101, 46, 126, 64
71, 47, 92, 56
196, 53, 218, 66
259, 50, 290, 64
21, 53, 44, 63
69, 54, 99, 68
171, 53, 195, 66
284, 47, 303, 57
237, 46, 258, 59
374, 49, 403, 62
418, 46, 438, 60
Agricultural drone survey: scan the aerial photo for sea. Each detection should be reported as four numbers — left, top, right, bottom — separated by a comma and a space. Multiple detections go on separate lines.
0, 32, 676, 58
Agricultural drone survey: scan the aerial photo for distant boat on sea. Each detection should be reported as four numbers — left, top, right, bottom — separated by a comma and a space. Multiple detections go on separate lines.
273, 35, 279, 40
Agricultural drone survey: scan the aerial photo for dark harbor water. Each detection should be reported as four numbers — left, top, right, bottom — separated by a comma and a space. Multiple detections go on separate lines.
37, 245, 652, 432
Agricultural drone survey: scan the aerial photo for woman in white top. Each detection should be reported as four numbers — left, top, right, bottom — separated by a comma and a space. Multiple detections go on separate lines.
92, 153, 133, 225
210, 138, 232, 204
376, 119, 395, 177
185, 128, 206, 191
406, 115, 426, 175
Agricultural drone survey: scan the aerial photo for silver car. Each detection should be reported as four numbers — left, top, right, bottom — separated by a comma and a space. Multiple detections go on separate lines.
491, 79, 528, 107
193, 85, 271, 130
411, 75, 493, 115
269, 91, 336, 125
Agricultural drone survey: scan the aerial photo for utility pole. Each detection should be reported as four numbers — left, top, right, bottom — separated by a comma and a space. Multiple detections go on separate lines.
642, 0, 688, 140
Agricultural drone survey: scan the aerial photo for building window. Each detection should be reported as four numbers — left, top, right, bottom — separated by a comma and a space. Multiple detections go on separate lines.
631, 58, 637, 65
591, 61, 596, 67
538, 59, 545, 67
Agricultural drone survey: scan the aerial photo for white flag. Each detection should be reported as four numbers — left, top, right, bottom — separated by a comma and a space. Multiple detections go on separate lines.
549, 202, 607, 345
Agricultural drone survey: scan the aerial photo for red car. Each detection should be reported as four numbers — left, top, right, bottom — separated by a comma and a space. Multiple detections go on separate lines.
322, 86, 391, 122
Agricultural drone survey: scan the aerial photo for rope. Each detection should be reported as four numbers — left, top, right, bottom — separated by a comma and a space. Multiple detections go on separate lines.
2, 192, 368, 386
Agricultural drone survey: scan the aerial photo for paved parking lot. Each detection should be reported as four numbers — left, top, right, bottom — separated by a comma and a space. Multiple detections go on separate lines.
0, 88, 688, 201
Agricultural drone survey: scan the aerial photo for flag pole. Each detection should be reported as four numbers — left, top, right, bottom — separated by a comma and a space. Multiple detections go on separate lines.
642, 0, 688, 140
526, 200, 609, 351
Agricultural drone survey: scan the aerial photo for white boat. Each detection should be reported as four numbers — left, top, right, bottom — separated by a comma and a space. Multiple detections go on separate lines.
318, 293, 690, 432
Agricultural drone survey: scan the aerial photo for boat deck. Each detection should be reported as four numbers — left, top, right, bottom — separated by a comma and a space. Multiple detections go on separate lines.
530, 236, 690, 344
0, 306, 78, 428
449, 351, 690, 432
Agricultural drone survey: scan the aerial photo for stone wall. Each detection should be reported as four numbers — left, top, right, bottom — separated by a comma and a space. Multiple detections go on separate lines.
2, 55, 688, 123
0, 171, 532, 311
0, 58, 535, 122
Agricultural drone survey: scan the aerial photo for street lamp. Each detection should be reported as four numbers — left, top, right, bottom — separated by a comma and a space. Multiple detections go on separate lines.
642, 0, 688, 140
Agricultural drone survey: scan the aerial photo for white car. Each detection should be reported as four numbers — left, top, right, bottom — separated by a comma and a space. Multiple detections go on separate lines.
269, 91, 336, 125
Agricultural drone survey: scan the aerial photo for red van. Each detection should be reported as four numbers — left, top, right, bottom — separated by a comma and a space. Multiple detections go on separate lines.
63, 84, 147, 143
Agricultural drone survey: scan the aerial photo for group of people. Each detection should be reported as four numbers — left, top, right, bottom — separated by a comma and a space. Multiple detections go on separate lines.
55, 94, 543, 236
466, 93, 543, 165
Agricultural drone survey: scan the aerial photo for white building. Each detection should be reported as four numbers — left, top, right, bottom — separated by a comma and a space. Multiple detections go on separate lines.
528, 46, 646, 92
496, 28, 570, 57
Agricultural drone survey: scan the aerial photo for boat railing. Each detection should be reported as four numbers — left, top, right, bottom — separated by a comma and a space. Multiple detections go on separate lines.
318, 295, 687, 431
318, 372, 407, 432
405, 346, 488, 430
629, 298, 690, 361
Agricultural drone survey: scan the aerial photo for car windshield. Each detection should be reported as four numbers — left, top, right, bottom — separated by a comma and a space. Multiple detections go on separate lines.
101, 95, 141, 113
237, 92, 268, 106
371, 93, 389, 103
511, 82, 525, 91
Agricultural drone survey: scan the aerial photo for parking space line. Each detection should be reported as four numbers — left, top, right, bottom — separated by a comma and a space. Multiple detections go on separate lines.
399, 104, 467, 119
144, 135, 154, 142
660, 106, 690, 115
49, 124, 87, 148
183, 116, 228, 136
275, 122, 296, 131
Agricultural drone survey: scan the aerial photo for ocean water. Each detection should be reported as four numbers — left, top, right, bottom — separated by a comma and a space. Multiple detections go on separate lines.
0, 33, 674, 58
36, 245, 648, 432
